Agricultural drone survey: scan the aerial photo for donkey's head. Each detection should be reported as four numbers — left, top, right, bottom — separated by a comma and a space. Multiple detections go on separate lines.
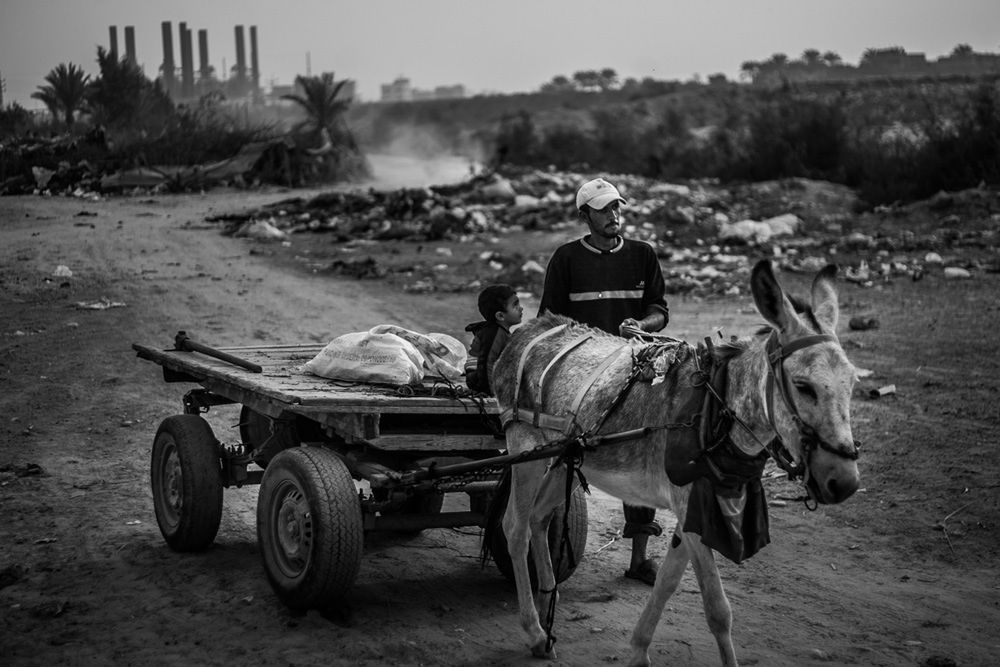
750, 260, 861, 504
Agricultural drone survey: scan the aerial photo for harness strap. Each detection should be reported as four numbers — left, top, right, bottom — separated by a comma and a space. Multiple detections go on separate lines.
764, 332, 837, 425
536, 334, 593, 425
767, 333, 837, 365
511, 324, 567, 420
567, 344, 630, 436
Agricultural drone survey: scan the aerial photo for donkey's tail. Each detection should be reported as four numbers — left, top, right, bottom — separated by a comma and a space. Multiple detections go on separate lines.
480, 465, 512, 567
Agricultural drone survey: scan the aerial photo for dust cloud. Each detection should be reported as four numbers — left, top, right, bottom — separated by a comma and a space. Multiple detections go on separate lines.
364, 153, 479, 190
357, 119, 487, 190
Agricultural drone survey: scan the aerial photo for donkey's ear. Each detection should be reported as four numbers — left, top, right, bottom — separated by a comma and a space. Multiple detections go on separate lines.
811, 264, 839, 333
751, 260, 799, 332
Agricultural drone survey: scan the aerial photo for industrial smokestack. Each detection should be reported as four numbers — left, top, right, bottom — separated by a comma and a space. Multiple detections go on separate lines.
124, 26, 136, 63
161, 21, 176, 96
249, 26, 260, 97
198, 29, 210, 81
109, 26, 118, 60
234, 25, 247, 94
179, 22, 194, 98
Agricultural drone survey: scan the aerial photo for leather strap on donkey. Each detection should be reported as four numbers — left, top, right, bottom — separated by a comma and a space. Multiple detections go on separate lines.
501, 325, 634, 435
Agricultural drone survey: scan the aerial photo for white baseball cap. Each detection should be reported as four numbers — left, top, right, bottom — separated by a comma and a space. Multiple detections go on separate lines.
576, 178, 627, 211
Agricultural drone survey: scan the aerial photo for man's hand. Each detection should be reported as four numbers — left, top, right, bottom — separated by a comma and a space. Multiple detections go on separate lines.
620, 317, 642, 333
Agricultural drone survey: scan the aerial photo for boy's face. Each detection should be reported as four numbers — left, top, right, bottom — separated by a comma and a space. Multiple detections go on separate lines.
497, 294, 523, 326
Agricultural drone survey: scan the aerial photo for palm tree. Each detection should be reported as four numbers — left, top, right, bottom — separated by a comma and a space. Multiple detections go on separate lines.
822, 51, 843, 67
281, 72, 353, 141
739, 60, 761, 82
598, 68, 619, 91
801, 49, 822, 67
281, 72, 369, 182
32, 62, 89, 128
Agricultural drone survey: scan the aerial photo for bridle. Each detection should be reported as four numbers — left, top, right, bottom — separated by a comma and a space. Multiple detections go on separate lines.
761, 330, 861, 501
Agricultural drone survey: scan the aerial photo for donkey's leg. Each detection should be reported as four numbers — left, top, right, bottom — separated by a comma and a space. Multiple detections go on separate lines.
527, 465, 571, 621
502, 425, 555, 657
627, 530, 691, 667
686, 534, 738, 666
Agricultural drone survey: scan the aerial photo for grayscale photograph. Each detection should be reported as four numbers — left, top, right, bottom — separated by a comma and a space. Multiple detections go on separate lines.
1, 1, 998, 665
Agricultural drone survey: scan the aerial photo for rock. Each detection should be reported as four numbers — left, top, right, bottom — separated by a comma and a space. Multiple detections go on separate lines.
718, 214, 801, 244
234, 219, 288, 241
648, 182, 692, 197
943, 267, 971, 279
849, 316, 880, 331
521, 260, 545, 274
844, 232, 875, 248
479, 176, 517, 203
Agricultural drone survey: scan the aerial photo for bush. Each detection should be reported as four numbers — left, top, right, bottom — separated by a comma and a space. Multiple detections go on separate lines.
482, 81, 999, 206
0, 103, 34, 138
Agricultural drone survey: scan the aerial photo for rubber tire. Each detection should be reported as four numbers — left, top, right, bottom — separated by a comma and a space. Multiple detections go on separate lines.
257, 447, 363, 610
239, 406, 299, 468
491, 485, 589, 587
150, 415, 224, 552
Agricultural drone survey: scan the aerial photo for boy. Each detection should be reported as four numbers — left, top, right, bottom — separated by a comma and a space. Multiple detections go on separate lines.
464, 284, 523, 395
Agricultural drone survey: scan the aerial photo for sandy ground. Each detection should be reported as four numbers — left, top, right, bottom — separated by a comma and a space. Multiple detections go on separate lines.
1, 168, 999, 666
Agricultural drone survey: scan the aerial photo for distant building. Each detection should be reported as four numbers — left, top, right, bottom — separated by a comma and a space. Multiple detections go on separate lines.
379, 77, 465, 102
381, 77, 413, 102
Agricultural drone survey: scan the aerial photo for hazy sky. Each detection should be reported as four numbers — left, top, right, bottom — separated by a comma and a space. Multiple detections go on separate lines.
2, 0, 999, 107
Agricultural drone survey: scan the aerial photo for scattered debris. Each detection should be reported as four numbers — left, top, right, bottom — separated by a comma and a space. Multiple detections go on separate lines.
75, 298, 127, 310
849, 316, 880, 331
0, 462, 45, 477
869, 384, 897, 398
943, 267, 971, 279
934, 502, 972, 556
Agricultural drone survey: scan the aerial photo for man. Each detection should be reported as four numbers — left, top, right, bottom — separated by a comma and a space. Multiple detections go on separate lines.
537, 177, 669, 586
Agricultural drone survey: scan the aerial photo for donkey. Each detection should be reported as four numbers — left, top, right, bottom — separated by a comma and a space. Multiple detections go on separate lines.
489, 260, 861, 666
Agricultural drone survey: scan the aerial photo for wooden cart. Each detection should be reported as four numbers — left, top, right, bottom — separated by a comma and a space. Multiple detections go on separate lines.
133, 333, 588, 609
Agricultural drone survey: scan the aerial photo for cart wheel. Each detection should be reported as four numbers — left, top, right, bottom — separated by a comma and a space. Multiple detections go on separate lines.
257, 447, 363, 610
491, 485, 588, 587
150, 415, 223, 552
239, 406, 299, 468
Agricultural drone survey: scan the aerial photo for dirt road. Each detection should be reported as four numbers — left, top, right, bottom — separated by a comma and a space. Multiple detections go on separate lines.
1, 186, 998, 666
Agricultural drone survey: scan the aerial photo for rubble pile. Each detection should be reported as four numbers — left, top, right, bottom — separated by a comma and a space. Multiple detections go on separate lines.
0, 132, 335, 196
211, 169, 1000, 297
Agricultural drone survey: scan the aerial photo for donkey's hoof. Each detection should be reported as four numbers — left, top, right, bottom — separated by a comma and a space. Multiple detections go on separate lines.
626, 653, 651, 667
530, 639, 555, 660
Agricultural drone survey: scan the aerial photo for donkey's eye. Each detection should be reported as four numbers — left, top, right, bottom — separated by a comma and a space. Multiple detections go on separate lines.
794, 382, 817, 400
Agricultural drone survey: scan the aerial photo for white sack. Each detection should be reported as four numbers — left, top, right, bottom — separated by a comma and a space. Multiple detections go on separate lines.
368, 325, 466, 381
303, 331, 424, 385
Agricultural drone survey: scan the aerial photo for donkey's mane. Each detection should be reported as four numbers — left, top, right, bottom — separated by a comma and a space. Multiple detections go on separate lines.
526, 311, 622, 341
712, 336, 752, 362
